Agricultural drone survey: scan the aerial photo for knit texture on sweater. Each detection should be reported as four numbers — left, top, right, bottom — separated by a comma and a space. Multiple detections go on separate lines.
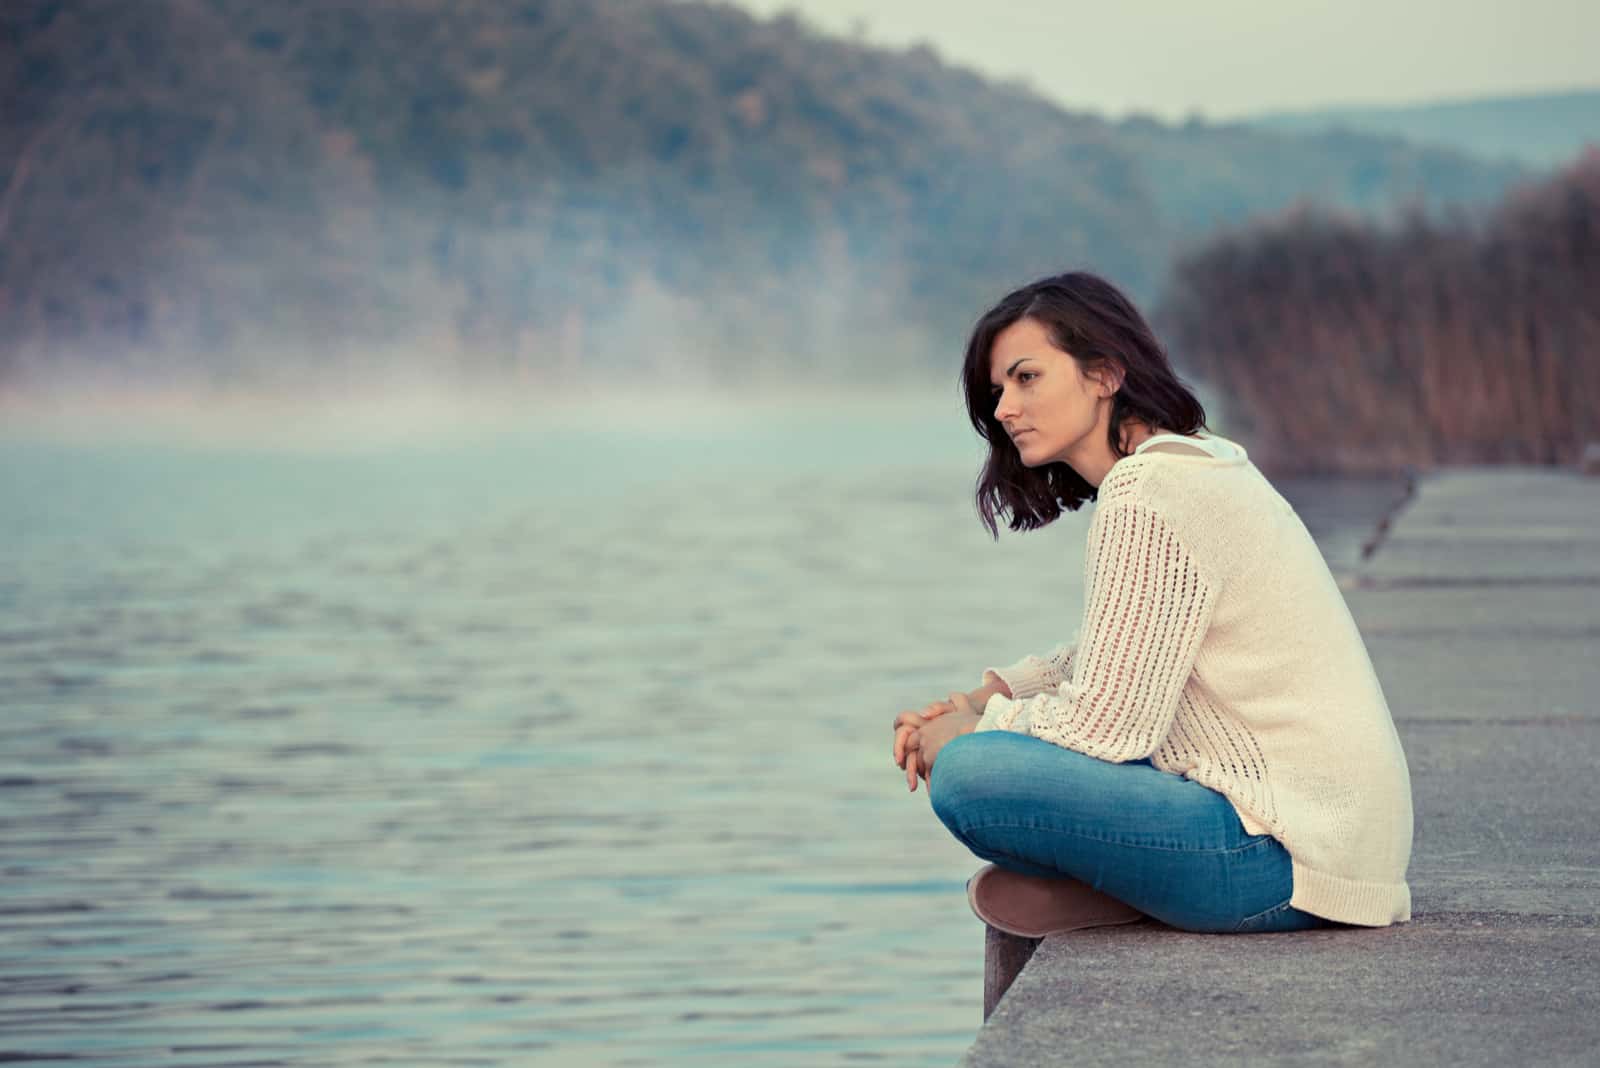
975, 434, 1414, 927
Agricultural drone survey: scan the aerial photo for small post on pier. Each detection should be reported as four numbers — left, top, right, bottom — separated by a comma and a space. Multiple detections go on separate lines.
983, 925, 1041, 1019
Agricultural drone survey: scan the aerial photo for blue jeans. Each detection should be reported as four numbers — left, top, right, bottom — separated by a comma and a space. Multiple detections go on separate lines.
929, 731, 1332, 934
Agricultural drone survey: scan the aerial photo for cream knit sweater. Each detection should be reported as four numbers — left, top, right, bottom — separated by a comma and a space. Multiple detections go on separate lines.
975, 432, 1414, 927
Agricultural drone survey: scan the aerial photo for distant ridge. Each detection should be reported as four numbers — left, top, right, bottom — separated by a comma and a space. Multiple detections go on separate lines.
1243, 87, 1600, 168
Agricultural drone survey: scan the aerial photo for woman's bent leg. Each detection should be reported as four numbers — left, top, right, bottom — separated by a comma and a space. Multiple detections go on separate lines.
928, 731, 1327, 934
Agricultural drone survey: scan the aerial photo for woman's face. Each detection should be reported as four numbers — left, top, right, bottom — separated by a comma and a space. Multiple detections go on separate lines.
988, 316, 1114, 469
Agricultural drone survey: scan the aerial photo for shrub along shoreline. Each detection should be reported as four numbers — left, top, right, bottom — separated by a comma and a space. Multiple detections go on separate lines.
1157, 148, 1600, 475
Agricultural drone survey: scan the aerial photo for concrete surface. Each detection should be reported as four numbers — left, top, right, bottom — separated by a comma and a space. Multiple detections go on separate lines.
963, 465, 1600, 1066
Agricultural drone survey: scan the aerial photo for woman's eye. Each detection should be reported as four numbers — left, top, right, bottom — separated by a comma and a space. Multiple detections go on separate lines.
991, 373, 1036, 401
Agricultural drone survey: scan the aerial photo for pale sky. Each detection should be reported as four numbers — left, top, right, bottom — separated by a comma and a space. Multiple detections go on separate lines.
730, 0, 1600, 121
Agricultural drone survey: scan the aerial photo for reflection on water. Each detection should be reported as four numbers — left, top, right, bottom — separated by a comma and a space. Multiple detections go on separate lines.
0, 400, 1405, 1065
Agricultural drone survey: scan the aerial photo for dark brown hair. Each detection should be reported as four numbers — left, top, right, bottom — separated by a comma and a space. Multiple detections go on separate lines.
960, 271, 1209, 539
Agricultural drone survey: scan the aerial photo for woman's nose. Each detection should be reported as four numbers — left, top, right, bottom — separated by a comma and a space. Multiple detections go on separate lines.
994, 393, 1019, 420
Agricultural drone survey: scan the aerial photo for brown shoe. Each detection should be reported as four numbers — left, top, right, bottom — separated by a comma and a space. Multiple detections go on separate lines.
966, 863, 1145, 938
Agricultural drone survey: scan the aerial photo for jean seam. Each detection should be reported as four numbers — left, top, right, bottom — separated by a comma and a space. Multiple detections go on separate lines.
955, 819, 1278, 857
1233, 897, 1295, 930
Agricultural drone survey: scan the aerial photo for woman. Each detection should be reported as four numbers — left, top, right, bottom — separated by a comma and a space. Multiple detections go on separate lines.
892, 271, 1413, 936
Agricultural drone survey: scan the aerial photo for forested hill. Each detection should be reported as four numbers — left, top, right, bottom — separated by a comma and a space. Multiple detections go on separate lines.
1, 0, 1528, 391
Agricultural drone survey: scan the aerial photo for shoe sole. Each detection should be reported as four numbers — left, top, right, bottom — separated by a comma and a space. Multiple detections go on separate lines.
967, 864, 1145, 938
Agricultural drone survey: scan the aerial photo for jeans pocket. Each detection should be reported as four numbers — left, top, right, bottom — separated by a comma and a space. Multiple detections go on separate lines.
1232, 899, 1326, 934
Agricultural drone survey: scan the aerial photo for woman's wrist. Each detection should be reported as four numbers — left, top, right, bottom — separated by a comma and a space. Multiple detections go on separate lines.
974, 674, 1012, 704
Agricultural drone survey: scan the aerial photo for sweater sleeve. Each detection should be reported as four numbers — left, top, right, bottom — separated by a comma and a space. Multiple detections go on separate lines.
975, 501, 1219, 763
980, 636, 1078, 700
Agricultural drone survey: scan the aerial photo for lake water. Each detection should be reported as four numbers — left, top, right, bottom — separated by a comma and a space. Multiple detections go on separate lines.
0, 392, 1408, 1066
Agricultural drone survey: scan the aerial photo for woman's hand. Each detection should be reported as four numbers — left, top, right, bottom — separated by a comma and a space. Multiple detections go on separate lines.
892, 680, 1006, 774
909, 693, 982, 782
894, 692, 984, 792
893, 696, 957, 771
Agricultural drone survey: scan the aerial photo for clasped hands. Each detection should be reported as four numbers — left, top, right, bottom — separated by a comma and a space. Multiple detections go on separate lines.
891, 691, 984, 793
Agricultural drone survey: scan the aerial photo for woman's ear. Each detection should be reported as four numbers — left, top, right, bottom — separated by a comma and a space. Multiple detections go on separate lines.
1090, 363, 1124, 397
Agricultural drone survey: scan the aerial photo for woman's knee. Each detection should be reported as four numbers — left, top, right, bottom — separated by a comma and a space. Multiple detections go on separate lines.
927, 732, 993, 830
